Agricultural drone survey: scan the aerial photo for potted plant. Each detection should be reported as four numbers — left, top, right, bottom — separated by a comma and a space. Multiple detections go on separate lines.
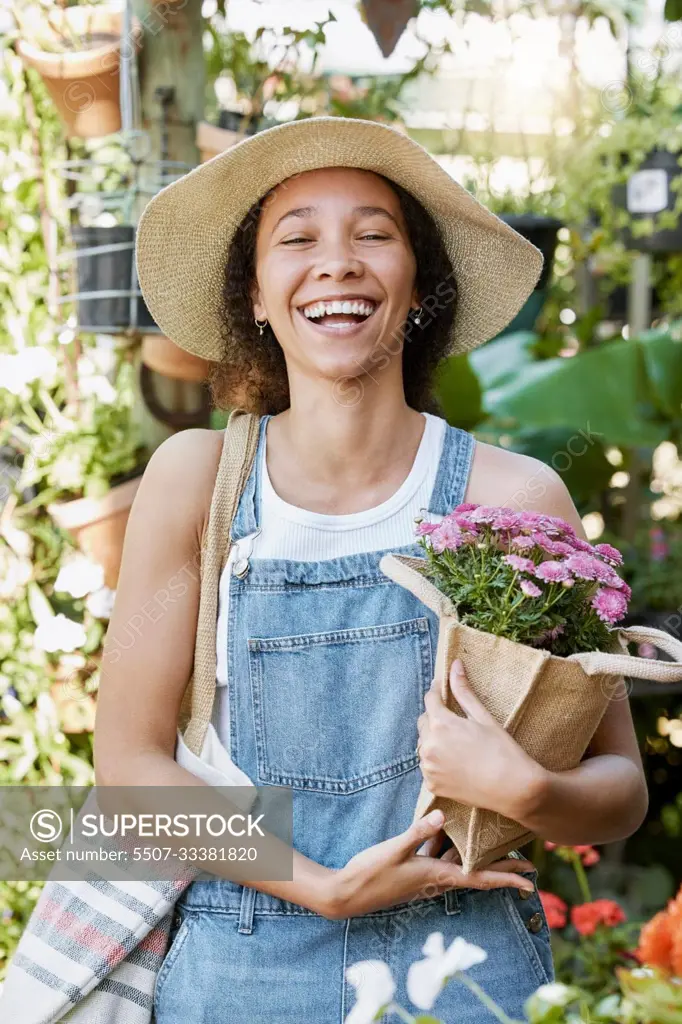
141, 333, 211, 382
20, 361, 149, 589
15, 4, 142, 139
68, 223, 157, 333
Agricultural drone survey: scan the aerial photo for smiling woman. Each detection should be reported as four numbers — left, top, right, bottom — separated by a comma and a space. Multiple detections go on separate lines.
212, 169, 456, 415
47, 116, 647, 1024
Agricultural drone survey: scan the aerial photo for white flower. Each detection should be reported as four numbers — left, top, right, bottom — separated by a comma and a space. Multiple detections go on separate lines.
34, 614, 87, 653
79, 374, 117, 404
0, 550, 32, 599
533, 982, 574, 1006
407, 933, 487, 1011
345, 960, 395, 1024
55, 556, 105, 599
0, 348, 58, 396
86, 586, 116, 619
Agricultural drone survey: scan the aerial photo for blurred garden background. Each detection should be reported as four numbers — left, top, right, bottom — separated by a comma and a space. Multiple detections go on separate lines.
2, 0, 682, 1018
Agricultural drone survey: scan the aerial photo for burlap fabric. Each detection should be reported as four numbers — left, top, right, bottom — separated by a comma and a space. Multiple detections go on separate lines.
380, 552, 682, 874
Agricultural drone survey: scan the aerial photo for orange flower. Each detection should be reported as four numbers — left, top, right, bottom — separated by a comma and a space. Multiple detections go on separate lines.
637, 884, 682, 977
539, 890, 568, 929
571, 899, 626, 936
637, 910, 674, 972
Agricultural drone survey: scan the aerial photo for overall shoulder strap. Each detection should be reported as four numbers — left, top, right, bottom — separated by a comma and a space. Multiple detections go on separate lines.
426, 420, 476, 517
180, 409, 260, 754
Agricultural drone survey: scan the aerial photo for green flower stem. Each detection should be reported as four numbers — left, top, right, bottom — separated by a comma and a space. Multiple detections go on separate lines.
388, 1003, 417, 1023
570, 851, 593, 903
456, 973, 523, 1024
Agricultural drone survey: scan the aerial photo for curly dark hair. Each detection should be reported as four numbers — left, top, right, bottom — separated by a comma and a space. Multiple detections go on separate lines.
208, 174, 457, 415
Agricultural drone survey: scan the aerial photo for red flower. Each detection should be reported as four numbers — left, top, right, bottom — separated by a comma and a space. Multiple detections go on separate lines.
539, 890, 568, 929
581, 848, 601, 867
571, 899, 626, 936
544, 842, 600, 866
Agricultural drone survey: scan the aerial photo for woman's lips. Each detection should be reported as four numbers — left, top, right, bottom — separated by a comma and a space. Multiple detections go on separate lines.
296, 304, 379, 336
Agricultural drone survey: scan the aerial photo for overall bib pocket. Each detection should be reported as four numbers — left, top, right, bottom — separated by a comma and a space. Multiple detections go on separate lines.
247, 616, 432, 792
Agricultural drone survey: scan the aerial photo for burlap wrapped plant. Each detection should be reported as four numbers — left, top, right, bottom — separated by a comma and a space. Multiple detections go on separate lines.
380, 505, 682, 874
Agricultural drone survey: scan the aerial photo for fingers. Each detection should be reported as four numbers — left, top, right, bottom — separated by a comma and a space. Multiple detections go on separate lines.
448, 659, 495, 724
393, 809, 444, 859
416, 831, 444, 858
468, 870, 535, 892
485, 858, 535, 874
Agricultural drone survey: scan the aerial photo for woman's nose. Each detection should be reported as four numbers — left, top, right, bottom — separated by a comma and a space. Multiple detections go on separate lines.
312, 242, 363, 281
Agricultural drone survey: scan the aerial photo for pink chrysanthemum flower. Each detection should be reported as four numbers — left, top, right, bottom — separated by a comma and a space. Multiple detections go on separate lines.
492, 511, 519, 530
520, 579, 542, 598
468, 505, 498, 523
415, 521, 439, 536
453, 503, 478, 514
535, 560, 572, 583
504, 554, 536, 573
592, 587, 628, 624
510, 534, 536, 552
430, 521, 463, 553
571, 537, 593, 553
565, 553, 613, 582
532, 532, 561, 554
550, 540, 577, 557
518, 511, 545, 528
594, 543, 624, 567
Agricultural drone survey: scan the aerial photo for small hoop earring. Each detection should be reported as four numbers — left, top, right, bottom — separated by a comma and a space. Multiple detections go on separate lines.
412, 306, 423, 325
255, 317, 268, 336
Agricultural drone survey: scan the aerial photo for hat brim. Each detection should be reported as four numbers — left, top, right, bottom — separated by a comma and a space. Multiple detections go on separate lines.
135, 116, 543, 362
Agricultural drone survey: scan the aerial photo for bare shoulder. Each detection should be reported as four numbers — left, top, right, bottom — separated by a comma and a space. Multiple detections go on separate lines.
466, 438, 583, 532
128, 428, 225, 550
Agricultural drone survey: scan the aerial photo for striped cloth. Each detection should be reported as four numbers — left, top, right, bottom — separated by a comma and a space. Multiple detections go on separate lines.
1, 873, 188, 1023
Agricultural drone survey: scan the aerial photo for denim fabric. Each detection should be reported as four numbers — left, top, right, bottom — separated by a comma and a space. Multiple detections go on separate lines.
154, 415, 554, 1022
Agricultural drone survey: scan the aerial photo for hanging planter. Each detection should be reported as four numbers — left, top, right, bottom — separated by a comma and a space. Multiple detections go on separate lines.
613, 149, 682, 253
16, 5, 142, 139
141, 334, 211, 383
48, 472, 142, 589
67, 225, 157, 334
494, 215, 562, 337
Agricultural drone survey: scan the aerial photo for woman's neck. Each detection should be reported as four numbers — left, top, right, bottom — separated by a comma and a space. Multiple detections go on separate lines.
265, 388, 427, 516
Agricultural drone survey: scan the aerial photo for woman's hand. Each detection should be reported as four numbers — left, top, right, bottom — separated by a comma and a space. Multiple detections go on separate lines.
416, 659, 546, 822
323, 809, 535, 920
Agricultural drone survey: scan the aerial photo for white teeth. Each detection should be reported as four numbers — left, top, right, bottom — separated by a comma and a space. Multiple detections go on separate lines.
301, 299, 376, 320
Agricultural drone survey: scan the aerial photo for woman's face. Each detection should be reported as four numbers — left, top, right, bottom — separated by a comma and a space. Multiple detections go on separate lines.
252, 167, 419, 390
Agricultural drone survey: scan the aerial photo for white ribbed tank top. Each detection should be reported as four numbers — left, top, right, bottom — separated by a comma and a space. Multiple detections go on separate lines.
213, 412, 447, 746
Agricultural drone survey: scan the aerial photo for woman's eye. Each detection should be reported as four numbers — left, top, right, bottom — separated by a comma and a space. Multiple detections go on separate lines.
281, 236, 312, 245
359, 233, 390, 241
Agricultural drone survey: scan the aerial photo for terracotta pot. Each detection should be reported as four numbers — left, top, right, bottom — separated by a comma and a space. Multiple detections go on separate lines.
196, 121, 245, 163
48, 475, 142, 589
141, 334, 211, 382
16, 6, 142, 138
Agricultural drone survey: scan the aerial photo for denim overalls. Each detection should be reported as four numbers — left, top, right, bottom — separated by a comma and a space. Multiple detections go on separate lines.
154, 415, 554, 1023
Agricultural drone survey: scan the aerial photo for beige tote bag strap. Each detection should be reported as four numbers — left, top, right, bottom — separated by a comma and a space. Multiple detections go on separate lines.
569, 625, 682, 683
181, 409, 260, 755
379, 553, 457, 618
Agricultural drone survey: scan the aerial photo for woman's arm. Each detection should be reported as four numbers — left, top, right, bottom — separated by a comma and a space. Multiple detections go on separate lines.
94, 429, 331, 911
418, 446, 649, 847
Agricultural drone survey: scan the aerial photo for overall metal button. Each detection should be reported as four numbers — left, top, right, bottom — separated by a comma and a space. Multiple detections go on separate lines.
528, 912, 543, 933
233, 557, 250, 578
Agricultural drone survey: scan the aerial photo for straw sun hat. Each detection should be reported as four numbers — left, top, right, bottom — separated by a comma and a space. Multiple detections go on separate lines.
135, 116, 543, 362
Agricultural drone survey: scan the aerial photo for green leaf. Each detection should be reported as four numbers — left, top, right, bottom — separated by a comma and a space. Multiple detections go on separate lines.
483, 339, 669, 447
468, 330, 537, 391
638, 326, 682, 418
664, 0, 682, 20
27, 582, 54, 628
434, 353, 483, 429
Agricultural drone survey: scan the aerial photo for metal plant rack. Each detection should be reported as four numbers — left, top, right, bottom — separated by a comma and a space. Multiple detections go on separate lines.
55, 0, 193, 336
